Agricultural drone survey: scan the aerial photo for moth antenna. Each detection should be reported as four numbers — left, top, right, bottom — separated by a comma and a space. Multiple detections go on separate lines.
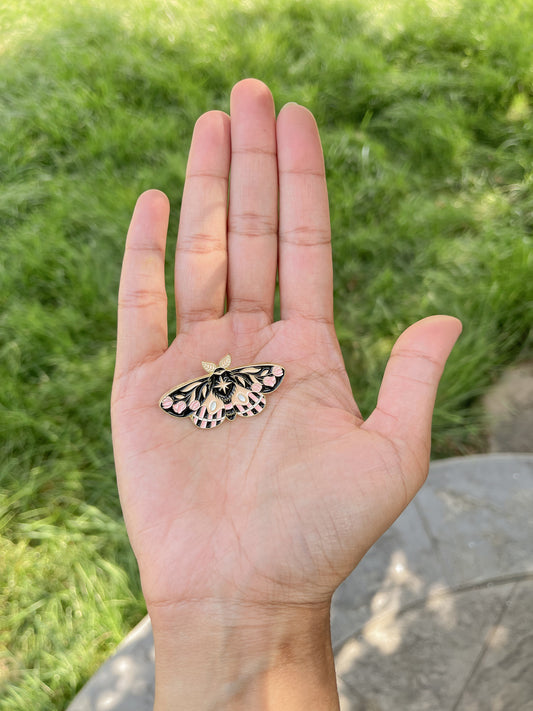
219, 354, 231, 369
201, 361, 216, 373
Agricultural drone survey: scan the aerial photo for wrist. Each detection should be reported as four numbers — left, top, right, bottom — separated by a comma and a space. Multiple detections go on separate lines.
149, 599, 339, 711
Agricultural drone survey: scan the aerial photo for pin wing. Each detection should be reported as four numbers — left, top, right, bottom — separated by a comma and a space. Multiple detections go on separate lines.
227, 364, 284, 419
159, 375, 227, 428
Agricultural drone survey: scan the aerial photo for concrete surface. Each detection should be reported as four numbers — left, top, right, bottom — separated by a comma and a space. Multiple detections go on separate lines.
67, 454, 533, 711
67, 617, 155, 711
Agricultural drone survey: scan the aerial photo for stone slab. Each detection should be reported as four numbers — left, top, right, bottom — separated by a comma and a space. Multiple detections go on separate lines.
67, 616, 154, 711
336, 582, 516, 711
456, 578, 533, 711
412, 453, 533, 587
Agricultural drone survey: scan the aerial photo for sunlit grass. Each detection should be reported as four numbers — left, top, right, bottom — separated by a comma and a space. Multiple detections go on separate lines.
1, 0, 532, 707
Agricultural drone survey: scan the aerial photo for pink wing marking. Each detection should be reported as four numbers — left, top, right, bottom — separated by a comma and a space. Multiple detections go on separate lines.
192, 405, 225, 428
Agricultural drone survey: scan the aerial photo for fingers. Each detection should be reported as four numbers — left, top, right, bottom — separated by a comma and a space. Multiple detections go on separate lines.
175, 110, 230, 330
227, 79, 278, 323
176, 83, 330, 333
277, 102, 333, 324
116, 189, 170, 376
363, 316, 463, 466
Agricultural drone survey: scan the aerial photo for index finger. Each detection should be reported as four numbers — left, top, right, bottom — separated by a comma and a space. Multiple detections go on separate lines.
115, 189, 170, 378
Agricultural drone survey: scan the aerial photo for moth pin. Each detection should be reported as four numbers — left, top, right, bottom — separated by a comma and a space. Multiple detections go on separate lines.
159, 355, 285, 429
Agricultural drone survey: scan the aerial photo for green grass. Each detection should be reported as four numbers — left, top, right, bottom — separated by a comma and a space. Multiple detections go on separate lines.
1, 0, 532, 707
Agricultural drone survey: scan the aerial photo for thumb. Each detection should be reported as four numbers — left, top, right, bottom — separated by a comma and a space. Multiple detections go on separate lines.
363, 315, 462, 482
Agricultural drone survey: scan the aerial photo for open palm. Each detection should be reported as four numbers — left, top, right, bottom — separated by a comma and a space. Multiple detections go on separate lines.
111, 80, 461, 620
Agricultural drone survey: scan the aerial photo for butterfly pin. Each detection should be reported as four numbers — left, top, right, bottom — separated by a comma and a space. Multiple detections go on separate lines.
159, 355, 285, 429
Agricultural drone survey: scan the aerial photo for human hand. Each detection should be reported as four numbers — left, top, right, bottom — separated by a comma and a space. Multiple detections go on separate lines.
111, 79, 461, 710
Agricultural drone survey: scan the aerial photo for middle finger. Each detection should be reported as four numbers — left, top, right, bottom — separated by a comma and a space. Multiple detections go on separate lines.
227, 79, 278, 326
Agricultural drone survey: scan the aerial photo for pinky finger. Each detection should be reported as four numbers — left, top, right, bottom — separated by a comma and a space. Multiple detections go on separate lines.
116, 189, 170, 378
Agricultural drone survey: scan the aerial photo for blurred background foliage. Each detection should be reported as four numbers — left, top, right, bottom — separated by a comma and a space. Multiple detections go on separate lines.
1, 0, 532, 707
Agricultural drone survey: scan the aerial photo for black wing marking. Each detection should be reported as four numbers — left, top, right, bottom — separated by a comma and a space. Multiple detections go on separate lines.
229, 364, 285, 393
159, 375, 212, 418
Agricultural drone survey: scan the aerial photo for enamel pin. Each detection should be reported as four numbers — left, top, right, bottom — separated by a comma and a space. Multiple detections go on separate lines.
159, 355, 285, 429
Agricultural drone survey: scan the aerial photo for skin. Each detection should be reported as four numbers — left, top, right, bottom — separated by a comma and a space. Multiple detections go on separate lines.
111, 79, 462, 710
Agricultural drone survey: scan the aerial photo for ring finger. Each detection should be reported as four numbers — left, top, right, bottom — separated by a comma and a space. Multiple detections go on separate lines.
175, 110, 231, 331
